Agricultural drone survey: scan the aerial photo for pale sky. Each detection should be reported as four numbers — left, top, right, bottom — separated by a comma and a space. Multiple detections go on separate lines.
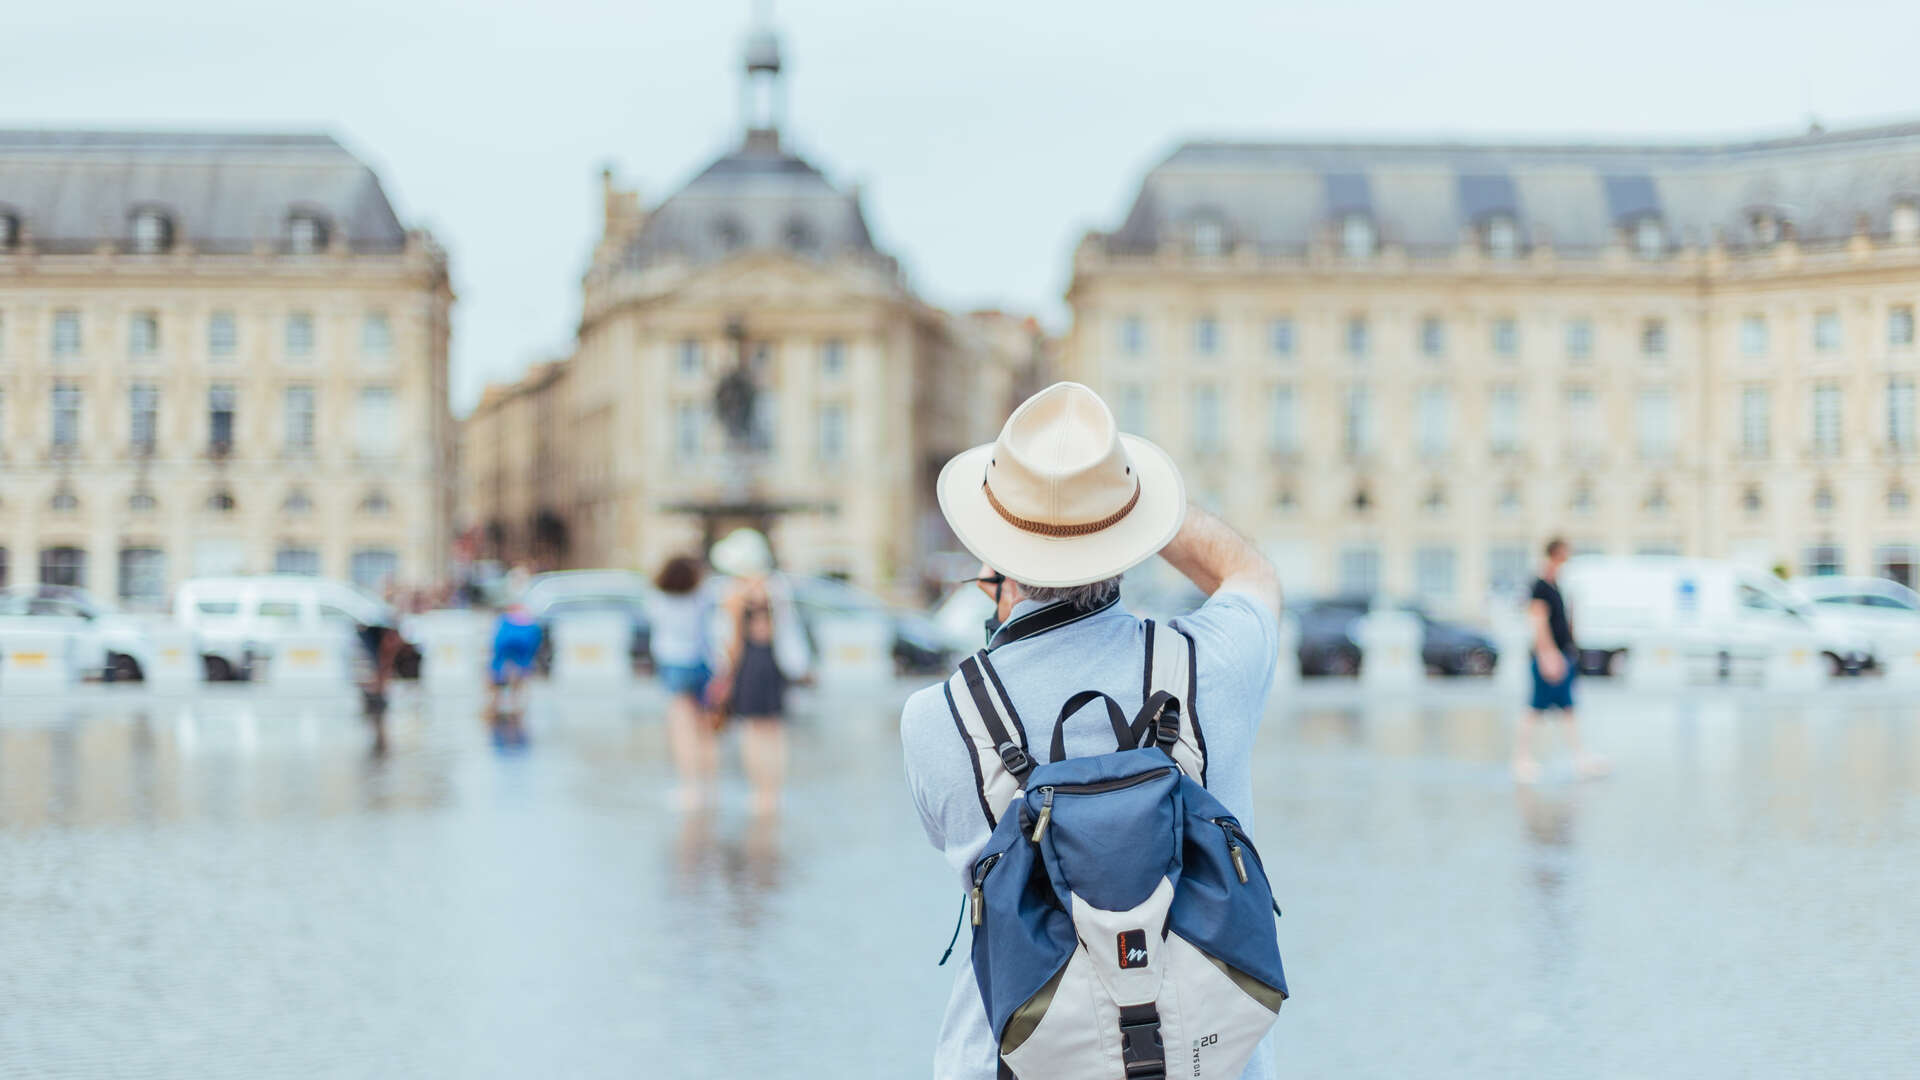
7, 0, 1917, 413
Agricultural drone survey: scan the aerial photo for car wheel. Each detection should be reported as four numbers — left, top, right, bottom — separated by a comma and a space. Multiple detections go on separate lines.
1327, 647, 1361, 678
1824, 653, 1847, 677
1462, 648, 1496, 677
204, 655, 235, 682
108, 654, 144, 683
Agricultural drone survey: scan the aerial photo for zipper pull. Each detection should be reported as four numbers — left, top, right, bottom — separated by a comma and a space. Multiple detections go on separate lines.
1030, 787, 1054, 843
1228, 839, 1248, 885
970, 884, 985, 927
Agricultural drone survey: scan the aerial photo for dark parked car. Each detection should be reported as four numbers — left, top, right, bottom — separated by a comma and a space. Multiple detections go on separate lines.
1296, 595, 1499, 677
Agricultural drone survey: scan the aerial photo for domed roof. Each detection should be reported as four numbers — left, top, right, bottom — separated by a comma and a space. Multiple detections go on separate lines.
622, 133, 878, 271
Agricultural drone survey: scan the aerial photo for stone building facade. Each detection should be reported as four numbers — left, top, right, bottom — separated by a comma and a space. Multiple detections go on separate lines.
0, 132, 453, 606
459, 358, 571, 569
465, 27, 1043, 598
1065, 123, 1920, 615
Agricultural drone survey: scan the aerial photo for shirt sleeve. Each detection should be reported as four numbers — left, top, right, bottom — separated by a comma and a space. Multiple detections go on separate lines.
1529, 578, 1549, 605
1171, 587, 1282, 718
901, 683, 992, 884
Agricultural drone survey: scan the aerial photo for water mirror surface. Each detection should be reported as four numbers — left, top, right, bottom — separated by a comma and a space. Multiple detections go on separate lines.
1, 681, 1914, 1078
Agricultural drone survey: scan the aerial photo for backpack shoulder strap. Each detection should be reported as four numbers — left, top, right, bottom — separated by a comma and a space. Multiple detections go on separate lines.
943, 650, 1034, 828
1142, 618, 1208, 786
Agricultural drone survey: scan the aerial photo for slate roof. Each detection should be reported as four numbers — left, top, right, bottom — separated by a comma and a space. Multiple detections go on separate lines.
623, 135, 878, 271
0, 130, 409, 254
1105, 120, 1920, 256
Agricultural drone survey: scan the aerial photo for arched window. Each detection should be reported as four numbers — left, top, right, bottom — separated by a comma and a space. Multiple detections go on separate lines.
1748, 207, 1786, 247
0, 210, 18, 252
282, 488, 313, 515
1483, 214, 1520, 259
287, 212, 328, 255
713, 216, 746, 252
207, 490, 237, 513
1632, 216, 1665, 258
1645, 485, 1669, 514
1890, 485, 1911, 514
783, 217, 816, 253
1813, 486, 1835, 514
1340, 214, 1376, 258
360, 489, 391, 515
131, 208, 173, 254
50, 491, 79, 511
129, 491, 157, 511
1892, 199, 1920, 244
1190, 215, 1226, 257
1741, 485, 1764, 514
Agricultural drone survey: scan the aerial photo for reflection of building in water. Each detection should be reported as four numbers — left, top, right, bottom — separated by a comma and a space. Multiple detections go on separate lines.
1066, 123, 1920, 615
461, 19, 1045, 595
0, 132, 455, 601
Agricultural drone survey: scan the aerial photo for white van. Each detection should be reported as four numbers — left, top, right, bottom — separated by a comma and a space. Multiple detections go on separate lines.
174, 576, 390, 681
1560, 556, 1871, 678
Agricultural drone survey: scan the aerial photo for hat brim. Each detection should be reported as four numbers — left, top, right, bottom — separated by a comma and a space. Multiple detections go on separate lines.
936, 434, 1186, 589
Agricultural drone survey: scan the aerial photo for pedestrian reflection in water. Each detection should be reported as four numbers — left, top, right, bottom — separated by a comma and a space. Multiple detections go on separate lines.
489, 707, 530, 752
1514, 783, 1578, 979
363, 690, 390, 758
672, 805, 784, 926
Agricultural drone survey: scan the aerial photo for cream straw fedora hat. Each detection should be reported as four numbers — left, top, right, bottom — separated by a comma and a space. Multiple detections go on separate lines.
937, 382, 1185, 588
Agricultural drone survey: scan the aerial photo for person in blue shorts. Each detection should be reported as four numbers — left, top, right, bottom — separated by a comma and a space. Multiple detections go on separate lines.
651, 554, 718, 809
1514, 537, 1608, 783
488, 603, 543, 716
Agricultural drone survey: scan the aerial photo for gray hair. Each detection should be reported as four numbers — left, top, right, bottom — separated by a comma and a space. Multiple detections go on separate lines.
1015, 575, 1123, 611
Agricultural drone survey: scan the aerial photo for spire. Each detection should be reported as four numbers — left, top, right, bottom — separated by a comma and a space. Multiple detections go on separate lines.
740, 1, 784, 152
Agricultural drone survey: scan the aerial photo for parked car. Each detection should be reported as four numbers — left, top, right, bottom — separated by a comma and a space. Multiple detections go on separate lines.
1295, 595, 1499, 677
0, 585, 155, 681
174, 576, 399, 681
1791, 576, 1920, 669
787, 575, 949, 674
520, 570, 654, 674
1560, 556, 1871, 677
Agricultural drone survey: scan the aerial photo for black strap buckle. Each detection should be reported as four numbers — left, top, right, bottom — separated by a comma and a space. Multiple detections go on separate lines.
997, 741, 1034, 782
1154, 700, 1181, 748
1118, 1004, 1165, 1080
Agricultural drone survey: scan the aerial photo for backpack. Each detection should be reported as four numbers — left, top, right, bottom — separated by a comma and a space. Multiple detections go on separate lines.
944, 619, 1287, 1080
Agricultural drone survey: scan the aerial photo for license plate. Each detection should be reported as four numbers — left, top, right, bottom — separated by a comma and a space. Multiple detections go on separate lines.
288, 648, 322, 665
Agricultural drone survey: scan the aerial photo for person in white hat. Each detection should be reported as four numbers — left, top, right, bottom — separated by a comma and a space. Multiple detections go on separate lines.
900, 381, 1284, 1080
708, 527, 812, 817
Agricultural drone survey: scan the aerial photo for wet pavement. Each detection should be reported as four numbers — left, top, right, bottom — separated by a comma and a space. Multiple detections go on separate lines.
1, 678, 1915, 1078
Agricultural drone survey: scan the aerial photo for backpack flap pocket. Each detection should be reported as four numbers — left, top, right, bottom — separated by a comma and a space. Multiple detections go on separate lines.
1169, 787, 1289, 1004
972, 816, 1077, 1053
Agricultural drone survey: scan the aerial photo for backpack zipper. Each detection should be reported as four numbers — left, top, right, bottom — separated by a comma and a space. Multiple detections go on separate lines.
1214, 817, 1283, 918
1028, 767, 1175, 844
1030, 787, 1055, 842
1044, 767, 1175, 797
970, 852, 1003, 927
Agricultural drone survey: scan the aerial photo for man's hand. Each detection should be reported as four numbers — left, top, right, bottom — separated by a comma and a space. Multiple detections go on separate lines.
1157, 503, 1280, 616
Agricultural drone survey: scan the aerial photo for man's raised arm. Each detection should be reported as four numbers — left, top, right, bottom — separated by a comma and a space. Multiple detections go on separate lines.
1157, 503, 1281, 617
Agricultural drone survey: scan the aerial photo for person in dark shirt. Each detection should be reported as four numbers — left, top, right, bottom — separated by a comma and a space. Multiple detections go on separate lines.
1515, 537, 1609, 783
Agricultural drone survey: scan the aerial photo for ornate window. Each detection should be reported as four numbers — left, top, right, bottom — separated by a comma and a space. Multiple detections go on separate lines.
1632, 216, 1665, 258
1190, 216, 1226, 257
287, 212, 327, 254
131, 208, 173, 254
1483, 214, 1520, 259
1339, 214, 1376, 258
